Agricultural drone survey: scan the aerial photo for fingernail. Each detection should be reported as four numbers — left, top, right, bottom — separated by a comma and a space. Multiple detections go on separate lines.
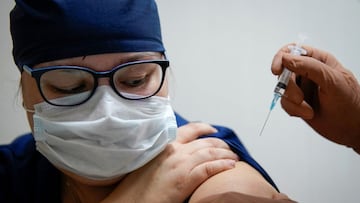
226, 159, 236, 167
210, 126, 218, 133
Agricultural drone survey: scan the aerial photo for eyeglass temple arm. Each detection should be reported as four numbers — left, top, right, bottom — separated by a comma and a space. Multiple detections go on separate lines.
22, 65, 33, 76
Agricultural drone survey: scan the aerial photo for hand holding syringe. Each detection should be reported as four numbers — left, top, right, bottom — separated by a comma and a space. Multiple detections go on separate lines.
259, 35, 307, 136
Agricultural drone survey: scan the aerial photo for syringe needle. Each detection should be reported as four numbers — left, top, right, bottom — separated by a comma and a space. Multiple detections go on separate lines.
259, 93, 280, 136
259, 109, 272, 136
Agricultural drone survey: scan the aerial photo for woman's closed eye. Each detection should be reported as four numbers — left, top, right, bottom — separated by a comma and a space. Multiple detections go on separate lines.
121, 74, 148, 88
48, 82, 89, 94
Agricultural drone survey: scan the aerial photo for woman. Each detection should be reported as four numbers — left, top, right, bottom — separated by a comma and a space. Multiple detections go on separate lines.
0, 0, 290, 202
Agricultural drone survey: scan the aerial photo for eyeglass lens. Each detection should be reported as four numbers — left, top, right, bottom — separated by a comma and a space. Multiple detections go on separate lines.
39, 62, 164, 105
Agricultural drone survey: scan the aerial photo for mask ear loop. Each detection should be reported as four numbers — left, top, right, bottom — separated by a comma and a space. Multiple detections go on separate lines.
22, 102, 35, 113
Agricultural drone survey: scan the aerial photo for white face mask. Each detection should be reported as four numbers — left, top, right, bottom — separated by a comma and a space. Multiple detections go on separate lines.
32, 86, 177, 181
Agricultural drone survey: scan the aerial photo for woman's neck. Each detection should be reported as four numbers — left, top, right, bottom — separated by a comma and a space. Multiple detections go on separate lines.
61, 175, 118, 203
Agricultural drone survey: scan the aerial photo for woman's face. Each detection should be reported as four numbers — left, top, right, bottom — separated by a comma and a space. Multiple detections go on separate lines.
21, 52, 169, 185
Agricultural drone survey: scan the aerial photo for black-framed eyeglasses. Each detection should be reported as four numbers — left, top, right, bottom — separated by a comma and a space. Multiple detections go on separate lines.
23, 59, 170, 106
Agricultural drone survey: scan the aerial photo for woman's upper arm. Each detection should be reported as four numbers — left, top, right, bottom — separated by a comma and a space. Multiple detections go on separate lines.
188, 161, 283, 203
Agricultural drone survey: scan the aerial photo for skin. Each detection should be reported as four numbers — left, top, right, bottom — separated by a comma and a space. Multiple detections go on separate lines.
271, 44, 360, 154
192, 192, 296, 203
22, 52, 289, 203
188, 162, 290, 203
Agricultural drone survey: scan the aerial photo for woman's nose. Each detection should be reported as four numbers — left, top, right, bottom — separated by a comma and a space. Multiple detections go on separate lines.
98, 78, 111, 86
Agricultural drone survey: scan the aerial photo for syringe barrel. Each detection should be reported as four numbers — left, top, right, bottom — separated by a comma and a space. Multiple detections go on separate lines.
278, 68, 292, 85
273, 44, 307, 96
274, 68, 292, 95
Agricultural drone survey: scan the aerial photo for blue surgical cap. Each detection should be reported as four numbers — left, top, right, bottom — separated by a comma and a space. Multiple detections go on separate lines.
10, 0, 165, 72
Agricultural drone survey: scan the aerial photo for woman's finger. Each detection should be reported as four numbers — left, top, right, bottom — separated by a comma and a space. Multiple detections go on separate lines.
189, 159, 237, 185
176, 122, 218, 144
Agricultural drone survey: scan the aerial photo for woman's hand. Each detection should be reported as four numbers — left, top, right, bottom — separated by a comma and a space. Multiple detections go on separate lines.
102, 122, 239, 203
271, 44, 360, 153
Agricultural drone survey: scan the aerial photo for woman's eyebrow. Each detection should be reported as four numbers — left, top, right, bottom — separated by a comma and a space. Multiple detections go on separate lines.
123, 52, 163, 62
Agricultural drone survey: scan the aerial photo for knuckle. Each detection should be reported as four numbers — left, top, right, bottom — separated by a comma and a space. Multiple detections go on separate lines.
204, 164, 215, 177
192, 164, 215, 181
206, 147, 218, 159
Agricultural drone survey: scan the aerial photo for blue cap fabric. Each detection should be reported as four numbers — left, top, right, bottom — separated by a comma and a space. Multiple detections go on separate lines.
10, 0, 165, 71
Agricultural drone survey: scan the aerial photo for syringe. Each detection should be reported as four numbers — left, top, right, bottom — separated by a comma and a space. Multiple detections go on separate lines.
259, 37, 307, 136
